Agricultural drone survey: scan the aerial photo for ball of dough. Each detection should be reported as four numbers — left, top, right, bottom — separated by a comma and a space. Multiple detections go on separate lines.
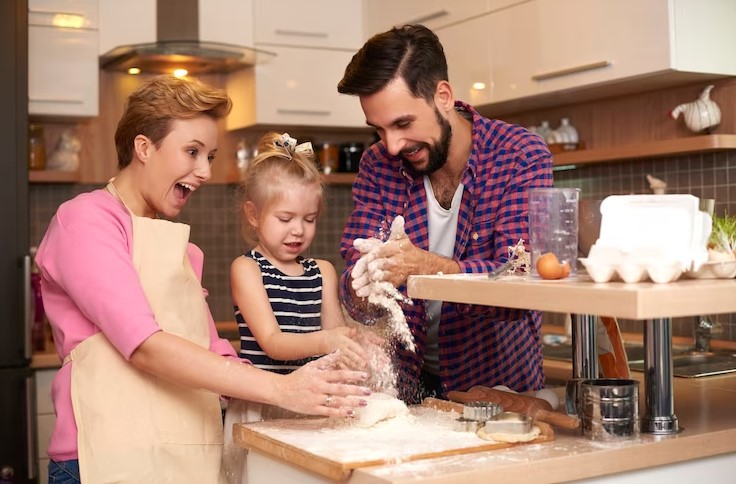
353, 392, 409, 428
534, 388, 560, 410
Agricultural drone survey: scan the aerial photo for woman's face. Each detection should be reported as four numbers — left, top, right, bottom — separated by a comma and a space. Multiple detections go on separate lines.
247, 180, 321, 267
139, 115, 218, 218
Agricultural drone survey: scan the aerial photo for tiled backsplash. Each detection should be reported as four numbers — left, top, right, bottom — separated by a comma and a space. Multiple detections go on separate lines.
30, 149, 736, 341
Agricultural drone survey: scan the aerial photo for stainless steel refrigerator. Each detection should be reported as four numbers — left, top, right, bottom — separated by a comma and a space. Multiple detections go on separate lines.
1, 0, 36, 482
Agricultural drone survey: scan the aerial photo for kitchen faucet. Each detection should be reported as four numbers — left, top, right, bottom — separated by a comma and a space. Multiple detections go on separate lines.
693, 316, 721, 353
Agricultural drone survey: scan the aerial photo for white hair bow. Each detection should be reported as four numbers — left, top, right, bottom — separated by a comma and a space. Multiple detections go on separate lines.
274, 132, 314, 160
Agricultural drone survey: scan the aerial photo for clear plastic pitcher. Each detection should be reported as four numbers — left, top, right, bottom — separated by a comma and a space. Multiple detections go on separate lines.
528, 187, 580, 278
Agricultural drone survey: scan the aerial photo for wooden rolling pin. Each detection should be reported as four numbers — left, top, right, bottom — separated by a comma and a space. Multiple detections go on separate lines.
447, 386, 580, 429
421, 397, 464, 414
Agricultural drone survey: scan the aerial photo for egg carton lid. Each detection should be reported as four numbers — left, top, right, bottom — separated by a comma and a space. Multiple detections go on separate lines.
590, 194, 711, 270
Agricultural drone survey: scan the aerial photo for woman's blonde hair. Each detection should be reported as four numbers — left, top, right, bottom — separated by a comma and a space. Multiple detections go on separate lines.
115, 75, 232, 168
237, 132, 324, 246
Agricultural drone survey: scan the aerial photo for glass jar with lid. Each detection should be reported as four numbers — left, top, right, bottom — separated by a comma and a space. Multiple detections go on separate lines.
28, 124, 46, 170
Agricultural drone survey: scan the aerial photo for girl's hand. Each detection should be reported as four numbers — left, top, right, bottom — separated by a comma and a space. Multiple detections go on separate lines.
321, 327, 370, 370
274, 354, 371, 417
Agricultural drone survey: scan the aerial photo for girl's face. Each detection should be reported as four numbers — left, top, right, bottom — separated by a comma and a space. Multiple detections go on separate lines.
246, 179, 321, 266
137, 115, 218, 218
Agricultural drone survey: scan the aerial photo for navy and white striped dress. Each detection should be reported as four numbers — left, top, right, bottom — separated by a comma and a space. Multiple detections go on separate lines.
235, 250, 323, 374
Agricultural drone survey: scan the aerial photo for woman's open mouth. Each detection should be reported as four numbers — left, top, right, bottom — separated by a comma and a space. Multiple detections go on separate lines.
174, 182, 195, 202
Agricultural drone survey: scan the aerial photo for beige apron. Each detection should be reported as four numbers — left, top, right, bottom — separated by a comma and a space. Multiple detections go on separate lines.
66, 183, 224, 483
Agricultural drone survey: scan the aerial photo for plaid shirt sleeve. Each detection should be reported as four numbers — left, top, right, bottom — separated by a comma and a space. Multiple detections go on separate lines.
338, 144, 406, 322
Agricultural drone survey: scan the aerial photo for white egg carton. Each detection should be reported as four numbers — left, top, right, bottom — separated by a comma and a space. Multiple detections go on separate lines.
580, 194, 711, 284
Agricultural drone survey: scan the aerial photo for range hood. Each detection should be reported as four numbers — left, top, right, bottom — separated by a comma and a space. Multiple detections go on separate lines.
100, 0, 271, 76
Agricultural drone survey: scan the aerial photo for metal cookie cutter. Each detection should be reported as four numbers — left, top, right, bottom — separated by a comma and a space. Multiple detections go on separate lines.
454, 401, 504, 432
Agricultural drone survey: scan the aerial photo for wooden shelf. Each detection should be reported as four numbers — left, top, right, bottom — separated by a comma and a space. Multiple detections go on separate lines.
29, 170, 80, 183
323, 173, 357, 185
553, 134, 736, 167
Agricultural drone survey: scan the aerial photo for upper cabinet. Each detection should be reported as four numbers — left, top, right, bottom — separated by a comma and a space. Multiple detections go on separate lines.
436, 15, 493, 106
486, 0, 736, 110
98, 0, 155, 55
226, 45, 365, 130
364, 0, 524, 38
254, 0, 363, 50
29, 0, 99, 117
226, 0, 366, 130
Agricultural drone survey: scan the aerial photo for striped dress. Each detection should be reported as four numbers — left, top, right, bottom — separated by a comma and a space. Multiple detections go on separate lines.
235, 250, 323, 374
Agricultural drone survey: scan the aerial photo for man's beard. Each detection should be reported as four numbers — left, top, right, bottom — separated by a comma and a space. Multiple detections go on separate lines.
401, 108, 452, 177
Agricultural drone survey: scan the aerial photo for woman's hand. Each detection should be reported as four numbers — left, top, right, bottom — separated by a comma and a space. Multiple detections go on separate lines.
273, 353, 371, 417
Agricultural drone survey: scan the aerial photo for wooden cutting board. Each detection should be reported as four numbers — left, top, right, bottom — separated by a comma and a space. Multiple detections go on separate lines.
233, 400, 553, 481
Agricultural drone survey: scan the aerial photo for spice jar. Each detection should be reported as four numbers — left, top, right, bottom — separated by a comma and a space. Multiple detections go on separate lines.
317, 142, 339, 174
28, 124, 46, 170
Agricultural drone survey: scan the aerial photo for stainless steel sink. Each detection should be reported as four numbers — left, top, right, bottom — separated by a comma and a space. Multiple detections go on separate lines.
542, 341, 736, 378
630, 351, 736, 378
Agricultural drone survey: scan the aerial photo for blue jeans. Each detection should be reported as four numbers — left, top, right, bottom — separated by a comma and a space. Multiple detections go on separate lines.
48, 459, 80, 484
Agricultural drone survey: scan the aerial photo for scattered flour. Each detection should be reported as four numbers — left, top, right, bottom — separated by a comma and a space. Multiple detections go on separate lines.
353, 215, 416, 352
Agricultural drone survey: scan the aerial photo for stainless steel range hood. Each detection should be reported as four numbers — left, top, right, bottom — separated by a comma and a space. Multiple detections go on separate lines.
100, 0, 271, 76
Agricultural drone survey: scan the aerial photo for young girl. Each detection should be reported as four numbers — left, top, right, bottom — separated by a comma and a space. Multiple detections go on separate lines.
223, 132, 378, 480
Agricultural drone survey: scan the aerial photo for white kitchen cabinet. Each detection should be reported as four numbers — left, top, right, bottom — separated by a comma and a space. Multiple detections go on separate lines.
364, 0, 525, 38
226, 45, 365, 130
35, 369, 57, 484
436, 15, 494, 106
489, 0, 736, 105
98, 0, 155, 55
254, 0, 363, 50
29, 0, 99, 117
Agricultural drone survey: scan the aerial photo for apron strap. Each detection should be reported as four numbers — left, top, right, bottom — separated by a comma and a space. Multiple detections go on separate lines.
106, 180, 135, 216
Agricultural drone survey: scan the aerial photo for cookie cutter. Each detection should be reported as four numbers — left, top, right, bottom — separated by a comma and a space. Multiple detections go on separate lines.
463, 401, 504, 421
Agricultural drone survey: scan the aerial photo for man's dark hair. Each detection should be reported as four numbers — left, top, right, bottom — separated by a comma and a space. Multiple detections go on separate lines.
338, 24, 448, 102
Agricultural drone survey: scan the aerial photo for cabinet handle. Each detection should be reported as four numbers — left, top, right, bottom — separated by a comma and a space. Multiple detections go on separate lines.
30, 98, 84, 105
25, 375, 37, 480
276, 109, 331, 116
23, 255, 32, 360
402, 9, 449, 25
531, 60, 611, 81
29, 8, 85, 16
274, 29, 328, 39
29, 8, 90, 29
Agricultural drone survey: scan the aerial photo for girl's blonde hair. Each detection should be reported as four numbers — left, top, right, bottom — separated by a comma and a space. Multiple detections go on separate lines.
237, 132, 324, 246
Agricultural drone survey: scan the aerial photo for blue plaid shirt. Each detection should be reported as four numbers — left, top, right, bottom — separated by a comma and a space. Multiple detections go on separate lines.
339, 101, 554, 402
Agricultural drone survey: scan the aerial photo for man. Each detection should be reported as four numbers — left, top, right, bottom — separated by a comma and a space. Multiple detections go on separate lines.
337, 24, 553, 402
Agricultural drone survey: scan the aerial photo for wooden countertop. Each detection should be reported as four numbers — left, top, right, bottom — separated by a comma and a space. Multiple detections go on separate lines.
336, 372, 736, 483
406, 274, 736, 320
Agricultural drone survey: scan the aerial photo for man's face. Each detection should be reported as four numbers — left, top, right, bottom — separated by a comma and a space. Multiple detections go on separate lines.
360, 77, 452, 176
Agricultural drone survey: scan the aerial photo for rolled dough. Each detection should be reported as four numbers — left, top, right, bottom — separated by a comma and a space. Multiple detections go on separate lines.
353, 392, 409, 428
477, 425, 541, 443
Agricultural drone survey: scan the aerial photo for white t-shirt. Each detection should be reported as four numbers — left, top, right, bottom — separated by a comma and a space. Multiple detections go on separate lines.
422, 175, 464, 374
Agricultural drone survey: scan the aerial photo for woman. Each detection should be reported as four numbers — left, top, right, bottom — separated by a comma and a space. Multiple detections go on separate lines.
36, 75, 370, 483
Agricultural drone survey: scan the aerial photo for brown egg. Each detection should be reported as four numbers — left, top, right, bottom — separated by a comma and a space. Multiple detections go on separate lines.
536, 252, 568, 280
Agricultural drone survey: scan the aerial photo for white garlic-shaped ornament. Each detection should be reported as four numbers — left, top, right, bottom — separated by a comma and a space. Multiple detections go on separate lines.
670, 85, 721, 133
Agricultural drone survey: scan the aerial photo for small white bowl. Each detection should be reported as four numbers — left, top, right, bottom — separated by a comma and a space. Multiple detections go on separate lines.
616, 264, 648, 283
579, 258, 617, 283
